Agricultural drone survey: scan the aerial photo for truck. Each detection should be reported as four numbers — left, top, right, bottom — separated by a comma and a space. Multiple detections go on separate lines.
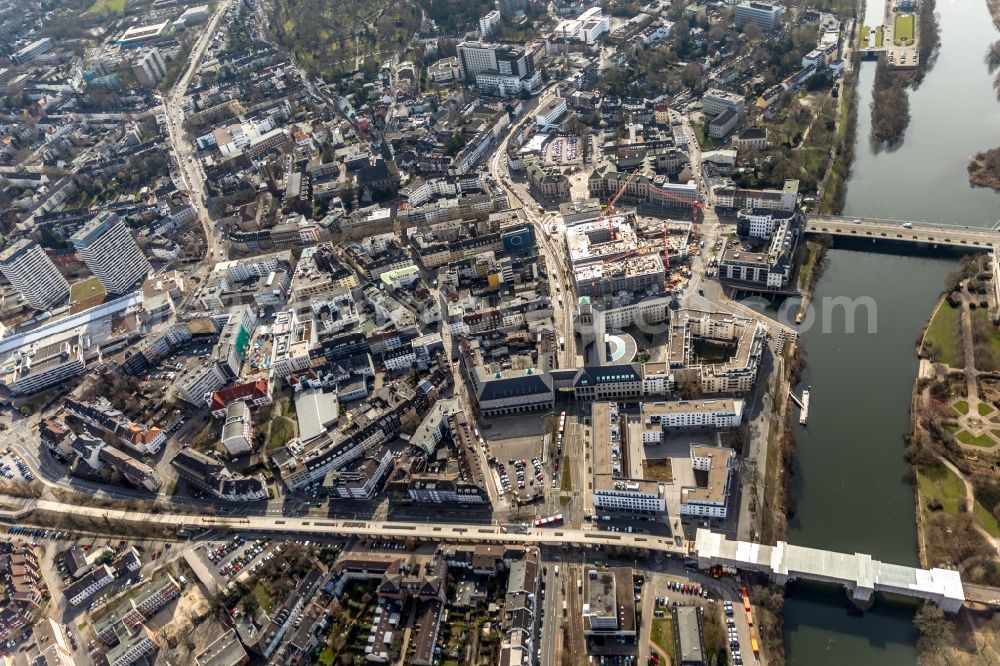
751, 636, 760, 656
558, 337, 565, 351
902, 222, 913, 229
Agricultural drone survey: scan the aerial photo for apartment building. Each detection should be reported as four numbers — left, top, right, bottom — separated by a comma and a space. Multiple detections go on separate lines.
11, 38, 52, 64
0, 239, 69, 310
680, 445, 735, 519
736, 208, 795, 238
66, 564, 115, 606
105, 626, 159, 666
221, 400, 253, 455
131, 48, 166, 88
640, 399, 744, 443
591, 403, 666, 513
71, 212, 152, 294
94, 575, 181, 645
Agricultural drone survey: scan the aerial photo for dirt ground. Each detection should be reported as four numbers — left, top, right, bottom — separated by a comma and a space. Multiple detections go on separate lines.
150, 583, 223, 665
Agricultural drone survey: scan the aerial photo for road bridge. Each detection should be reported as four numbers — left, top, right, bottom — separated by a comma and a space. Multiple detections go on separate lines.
4, 496, 981, 612
805, 215, 1000, 250
696, 530, 965, 613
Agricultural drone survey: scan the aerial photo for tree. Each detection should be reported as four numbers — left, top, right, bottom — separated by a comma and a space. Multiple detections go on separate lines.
913, 603, 952, 651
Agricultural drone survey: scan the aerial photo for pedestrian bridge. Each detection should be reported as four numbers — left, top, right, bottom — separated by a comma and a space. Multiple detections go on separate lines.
805, 215, 1000, 251
695, 530, 965, 613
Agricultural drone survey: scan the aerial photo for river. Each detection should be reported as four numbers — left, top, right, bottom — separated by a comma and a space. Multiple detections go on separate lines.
782, 0, 1000, 662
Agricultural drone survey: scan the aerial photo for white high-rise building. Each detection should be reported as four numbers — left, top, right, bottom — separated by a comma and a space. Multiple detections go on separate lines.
0, 239, 69, 310
131, 48, 166, 88
71, 212, 151, 294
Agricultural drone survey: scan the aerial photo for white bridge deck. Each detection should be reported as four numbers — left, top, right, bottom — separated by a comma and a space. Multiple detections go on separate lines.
805, 215, 1000, 250
696, 530, 965, 612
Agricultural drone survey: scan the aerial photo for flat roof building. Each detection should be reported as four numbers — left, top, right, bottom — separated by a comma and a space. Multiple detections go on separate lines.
734, 1, 784, 31
681, 445, 735, 519
582, 567, 637, 638
71, 212, 152, 295
673, 606, 706, 665
11, 38, 52, 65
0, 239, 69, 311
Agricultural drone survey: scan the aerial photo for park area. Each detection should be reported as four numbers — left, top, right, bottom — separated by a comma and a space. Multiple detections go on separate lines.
894, 14, 915, 46
922, 300, 962, 367
918, 464, 965, 514
87, 0, 126, 13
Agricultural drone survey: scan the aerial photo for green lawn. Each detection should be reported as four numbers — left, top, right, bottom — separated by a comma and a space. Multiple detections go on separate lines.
979, 403, 996, 417
923, 301, 962, 367
956, 430, 996, 448
974, 500, 1000, 537
252, 582, 275, 613
953, 400, 970, 416
560, 457, 572, 492
87, 0, 127, 13
894, 13, 915, 45
917, 464, 966, 514
650, 617, 676, 660
875, 25, 885, 47
859, 24, 870, 48
945, 423, 961, 433
268, 416, 295, 450
69, 277, 107, 303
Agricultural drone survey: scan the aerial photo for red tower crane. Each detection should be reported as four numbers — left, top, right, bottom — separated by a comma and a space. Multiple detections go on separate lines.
653, 185, 705, 272
600, 167, 641, 222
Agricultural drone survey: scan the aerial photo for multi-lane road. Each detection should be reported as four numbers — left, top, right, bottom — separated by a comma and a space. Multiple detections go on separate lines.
161, 0, 234, 264
487, 88, 578, 368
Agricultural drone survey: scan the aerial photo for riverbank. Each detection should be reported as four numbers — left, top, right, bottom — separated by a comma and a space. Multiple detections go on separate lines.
968, 147, 1000, 191
869, 0, 940, 146
909, 263, 1000, 663
794, 234, 833, 322
750, 340, 807, 666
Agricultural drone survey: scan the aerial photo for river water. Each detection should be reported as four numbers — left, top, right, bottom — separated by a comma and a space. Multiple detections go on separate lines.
782, 0, 1000, 662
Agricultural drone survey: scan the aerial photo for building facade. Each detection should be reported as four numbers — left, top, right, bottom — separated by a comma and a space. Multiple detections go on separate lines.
71, 212, 152, 294
0, 239, 69, 311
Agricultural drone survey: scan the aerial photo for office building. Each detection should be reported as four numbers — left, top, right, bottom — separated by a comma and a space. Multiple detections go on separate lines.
71, 212, 152, 294
0, 239, 70, 310
456, 41, 541, 96
734, 1, 784, 31
736, 208, 795, 238
131, 48, 166, 88
719, 217, 799, 289
702, 88, 746, 117
11, 38, 52, 65
582, 567, 637, 639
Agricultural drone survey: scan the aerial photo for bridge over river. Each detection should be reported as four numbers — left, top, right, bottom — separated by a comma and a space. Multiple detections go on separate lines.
805, 214, 1000, 250
696, 530, 965, 613
3, 496, 983, 612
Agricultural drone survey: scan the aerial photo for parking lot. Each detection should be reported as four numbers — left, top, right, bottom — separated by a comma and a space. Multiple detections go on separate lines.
0, 449, 34, 482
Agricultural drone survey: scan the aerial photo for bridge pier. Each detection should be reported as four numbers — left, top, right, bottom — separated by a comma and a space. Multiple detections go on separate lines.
848, 585, 875, 611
